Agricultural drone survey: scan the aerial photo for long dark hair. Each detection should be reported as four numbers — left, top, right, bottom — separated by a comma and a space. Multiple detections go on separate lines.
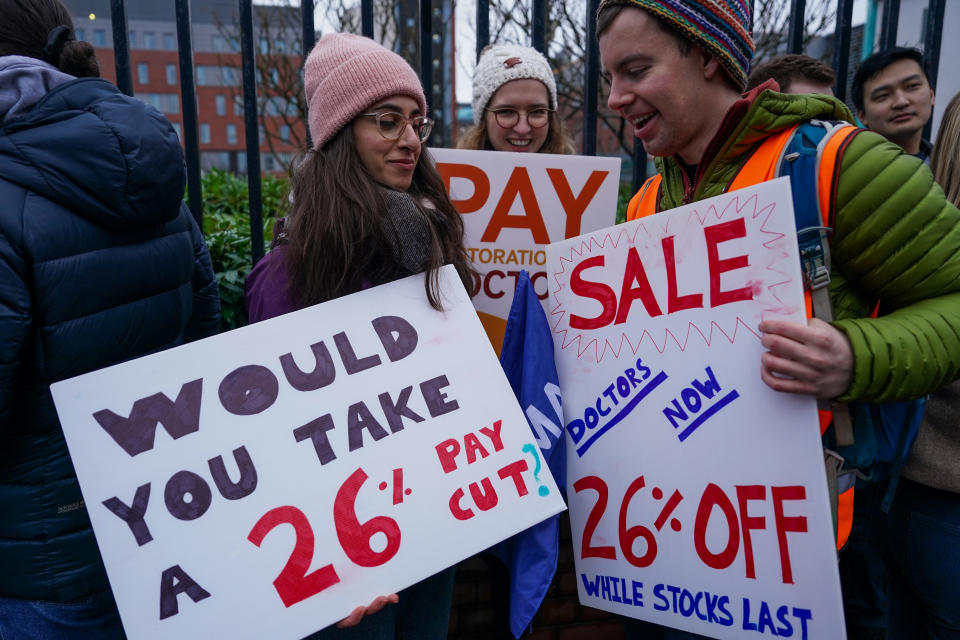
0, 0, 100, 77
458, 109, 576, 154
284, 123, 475, 310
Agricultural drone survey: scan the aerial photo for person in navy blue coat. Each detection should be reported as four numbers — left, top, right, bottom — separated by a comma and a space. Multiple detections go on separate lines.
0, 0, 220, 636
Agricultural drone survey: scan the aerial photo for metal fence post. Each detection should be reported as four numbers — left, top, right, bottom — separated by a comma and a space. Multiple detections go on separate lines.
362, 0, 374, 39
583, 0, 599, 156
239, 0, 264, 264
832, 0, 855, 103
109, 0, 133, 96
476, 0, 489, 62
420, 0, 432, 111
788, 0, 806, 54
532, 0, 546, 54
175, 0, 202, 225
880, 0, 901, 49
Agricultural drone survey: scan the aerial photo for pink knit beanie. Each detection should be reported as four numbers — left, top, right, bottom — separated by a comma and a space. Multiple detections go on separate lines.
304, 33, 427, 149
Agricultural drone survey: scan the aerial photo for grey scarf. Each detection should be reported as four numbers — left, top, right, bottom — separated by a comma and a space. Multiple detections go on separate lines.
381, 187, 439, 275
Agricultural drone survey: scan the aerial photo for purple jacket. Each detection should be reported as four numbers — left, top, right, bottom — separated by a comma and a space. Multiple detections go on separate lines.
245, 245, 297, 322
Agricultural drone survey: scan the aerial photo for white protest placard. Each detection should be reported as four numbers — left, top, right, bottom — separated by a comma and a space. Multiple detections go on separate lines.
432, 148, 620, 353
546, 178, 844, 638
50, 265, 565, 640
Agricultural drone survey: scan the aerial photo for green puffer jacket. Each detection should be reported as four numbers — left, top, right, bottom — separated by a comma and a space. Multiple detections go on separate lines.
653, 90, 960, 403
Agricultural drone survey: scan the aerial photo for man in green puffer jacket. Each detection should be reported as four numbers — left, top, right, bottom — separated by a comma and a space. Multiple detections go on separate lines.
597, 1, 960, 639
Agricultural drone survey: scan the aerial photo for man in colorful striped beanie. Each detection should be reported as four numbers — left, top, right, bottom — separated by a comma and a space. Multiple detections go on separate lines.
597, 2, 960, 639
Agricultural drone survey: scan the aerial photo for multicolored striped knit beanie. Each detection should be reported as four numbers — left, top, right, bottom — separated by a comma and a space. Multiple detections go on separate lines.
598, 0, 755, 90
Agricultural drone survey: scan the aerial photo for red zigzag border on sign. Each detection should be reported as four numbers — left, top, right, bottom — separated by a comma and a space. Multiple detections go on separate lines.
549, 193, 798, 362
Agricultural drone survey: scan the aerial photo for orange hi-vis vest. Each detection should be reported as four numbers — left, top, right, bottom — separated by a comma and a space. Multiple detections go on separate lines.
627, 121, 860, 550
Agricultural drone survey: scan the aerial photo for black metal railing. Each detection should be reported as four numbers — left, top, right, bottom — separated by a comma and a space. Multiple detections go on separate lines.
102, 0, 944, 267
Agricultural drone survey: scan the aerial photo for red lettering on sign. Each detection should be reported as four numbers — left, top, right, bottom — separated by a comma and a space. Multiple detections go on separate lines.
569, 256, 617, 330
704, 219, 752, 307
247, 506, 340, 608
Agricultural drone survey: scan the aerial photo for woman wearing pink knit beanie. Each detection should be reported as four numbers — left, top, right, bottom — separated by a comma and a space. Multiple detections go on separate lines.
245, 34, 474, 637
458, 43, 574, 155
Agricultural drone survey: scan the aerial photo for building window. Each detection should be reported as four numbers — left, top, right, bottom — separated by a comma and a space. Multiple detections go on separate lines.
163, 33, 175, 50
137, 62, 149, 85
280, 125, 290, 142
137, 93, 179, 114
93, 29, 105, 46
215, 94, 226, 116
234, 98, 243, 116
201, 151, 231, 172
76, 28, 85, 41
165, 64, 176, 85
199, 123, 210, 144
172, 123, 182, 140
259, 37, 269, 54
226, 123, 237, 145
196, 65, 240, 87
144, 31, 155, 49
276, 39, 286, 54
212, 35, 225, 52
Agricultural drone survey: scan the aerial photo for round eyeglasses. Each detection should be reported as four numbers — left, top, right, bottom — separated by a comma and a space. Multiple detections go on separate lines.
359, 111, 434, 142
485, 107, 553, 129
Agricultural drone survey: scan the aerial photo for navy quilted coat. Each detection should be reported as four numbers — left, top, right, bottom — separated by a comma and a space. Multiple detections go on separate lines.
0, 77, 220, 601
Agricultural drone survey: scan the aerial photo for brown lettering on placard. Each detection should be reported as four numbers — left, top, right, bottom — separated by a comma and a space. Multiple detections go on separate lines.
279, 341, 337, 391
164, 470, 212, 521
333, 331, 382, 374
92, 379, 203, 457
420, 375, 459, 417
378, 387, 424, 433
159, 565, 211, 620
208, 446, 257, 500
347, 401, 389, 452
102, 483, 153, 546
218, 365, 279, 416
372, 315, 418, 362
294, 414, 338, 465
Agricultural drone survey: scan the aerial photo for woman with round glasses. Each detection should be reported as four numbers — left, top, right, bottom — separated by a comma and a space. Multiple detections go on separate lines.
245, 32, 473, 638
458, 43, 574, 154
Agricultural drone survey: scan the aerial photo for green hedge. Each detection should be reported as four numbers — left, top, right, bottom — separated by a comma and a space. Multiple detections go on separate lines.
196, 170, 288, 331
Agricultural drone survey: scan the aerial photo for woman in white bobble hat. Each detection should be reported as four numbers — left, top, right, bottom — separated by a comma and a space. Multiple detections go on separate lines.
245, 32, 473, 638
459, 43, 574, 154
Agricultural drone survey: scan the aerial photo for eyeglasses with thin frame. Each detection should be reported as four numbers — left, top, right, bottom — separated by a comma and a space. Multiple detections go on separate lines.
359, 111, 434, 142
485, 107, 553, 129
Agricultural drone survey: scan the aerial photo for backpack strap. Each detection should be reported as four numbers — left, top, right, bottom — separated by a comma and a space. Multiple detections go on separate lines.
777, 120, 859, 448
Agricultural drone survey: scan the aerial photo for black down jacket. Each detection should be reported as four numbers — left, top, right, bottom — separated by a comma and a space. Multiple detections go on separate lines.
0, 77, 220, 602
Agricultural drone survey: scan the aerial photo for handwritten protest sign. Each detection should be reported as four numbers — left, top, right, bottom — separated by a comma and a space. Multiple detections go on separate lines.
546, 179, 844, 638
50, 266, 565, 640
432, 148, 620, 353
